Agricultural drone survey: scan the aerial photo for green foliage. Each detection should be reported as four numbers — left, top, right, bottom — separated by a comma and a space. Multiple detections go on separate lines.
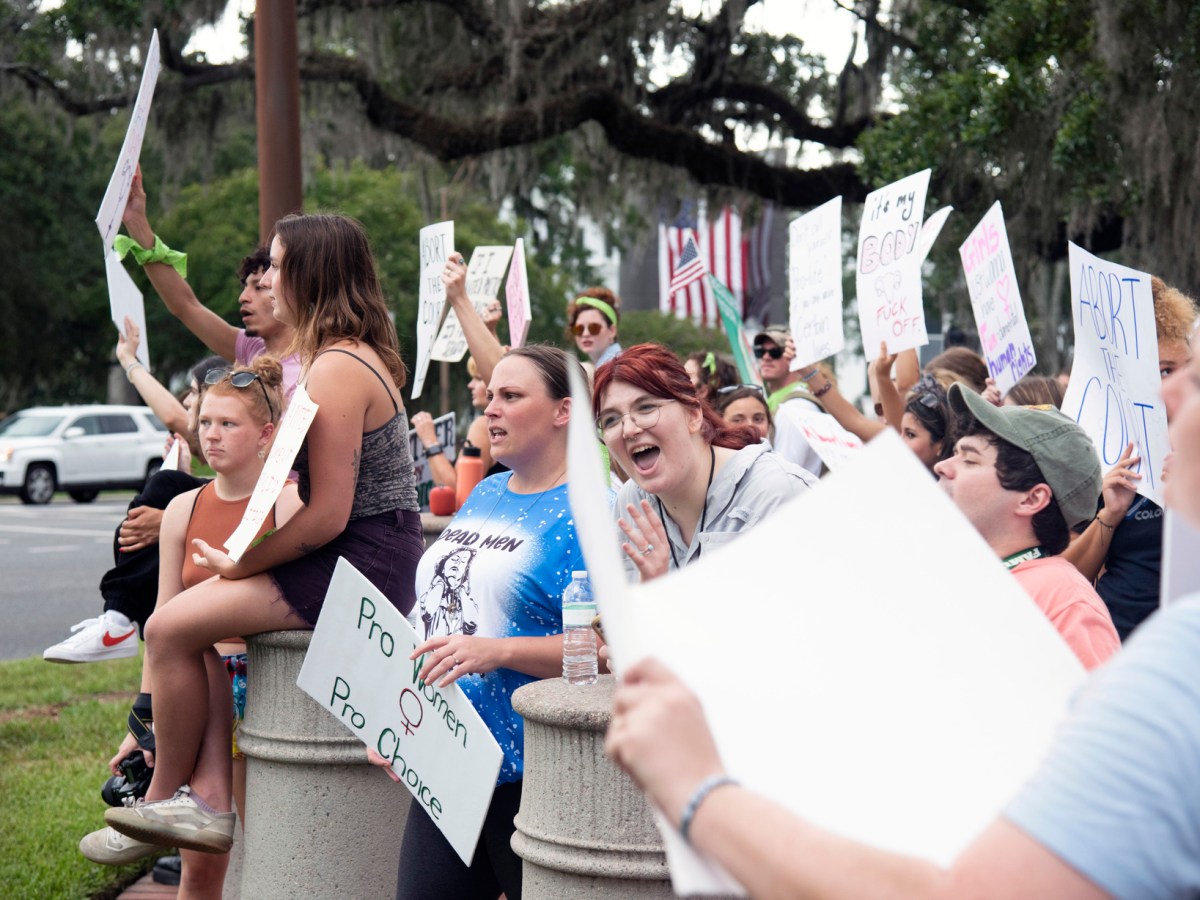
0, 653, 154, 899
615, 312, 727, 361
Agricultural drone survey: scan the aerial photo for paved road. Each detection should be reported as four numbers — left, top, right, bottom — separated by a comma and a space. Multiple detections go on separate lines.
0, 495, 133, 661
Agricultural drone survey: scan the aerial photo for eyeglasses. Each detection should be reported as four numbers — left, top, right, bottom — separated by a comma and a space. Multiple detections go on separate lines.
716, 384, 765, 396
204, 368, 275, 421
573, 322, 605, 336
596, 400, 674, 437
753, 346, 784, 360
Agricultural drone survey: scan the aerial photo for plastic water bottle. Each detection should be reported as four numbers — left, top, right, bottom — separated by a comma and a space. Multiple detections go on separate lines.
562, 571, 598, 685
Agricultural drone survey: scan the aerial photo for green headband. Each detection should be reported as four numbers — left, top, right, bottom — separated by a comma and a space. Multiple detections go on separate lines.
574, 296, 617, 325
112, 234, 188, 278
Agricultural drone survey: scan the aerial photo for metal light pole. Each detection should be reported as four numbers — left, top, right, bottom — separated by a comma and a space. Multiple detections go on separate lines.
255, 0, 303, 242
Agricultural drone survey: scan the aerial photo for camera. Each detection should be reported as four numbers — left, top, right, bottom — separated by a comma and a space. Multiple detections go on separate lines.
101, 750, 153, 807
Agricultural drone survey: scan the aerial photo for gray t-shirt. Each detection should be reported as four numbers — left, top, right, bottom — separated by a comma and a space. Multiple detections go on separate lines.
616, 441, 816, 581
1004, 595, 1200, 899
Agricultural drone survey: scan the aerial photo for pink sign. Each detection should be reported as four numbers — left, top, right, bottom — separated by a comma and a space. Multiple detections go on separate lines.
505, 238, 531, 347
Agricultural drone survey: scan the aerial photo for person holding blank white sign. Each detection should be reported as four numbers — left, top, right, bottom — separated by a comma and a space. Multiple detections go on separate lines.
607, 358, 1200, 900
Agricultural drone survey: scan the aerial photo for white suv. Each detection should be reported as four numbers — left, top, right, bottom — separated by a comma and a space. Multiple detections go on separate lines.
0, 405, 168, 504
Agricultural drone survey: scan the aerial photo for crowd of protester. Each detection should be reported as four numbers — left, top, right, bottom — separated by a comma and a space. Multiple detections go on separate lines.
51, 200, 1200, 900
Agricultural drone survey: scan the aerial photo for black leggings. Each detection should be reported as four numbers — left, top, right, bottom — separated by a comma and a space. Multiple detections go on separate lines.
395, 780, 522, 900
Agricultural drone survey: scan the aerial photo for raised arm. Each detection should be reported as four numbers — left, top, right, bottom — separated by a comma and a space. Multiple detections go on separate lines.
121, 168, 240, 361
875, 342, 907, 433
412, 411, 457, 491
798, 366, 887, 443
444, 253, 504, 384
1060, 443, 1140, 581
116, 317, 190, 435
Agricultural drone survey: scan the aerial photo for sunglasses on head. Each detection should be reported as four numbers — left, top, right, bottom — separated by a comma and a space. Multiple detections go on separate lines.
204, 368, 275, 421
753, 346, 784, 360
717, 384, 765, 396
573, 322, 605, 336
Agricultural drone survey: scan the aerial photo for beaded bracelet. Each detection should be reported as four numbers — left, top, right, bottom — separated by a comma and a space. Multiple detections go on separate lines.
125, 362, 145, 382
679, 774, 739, 844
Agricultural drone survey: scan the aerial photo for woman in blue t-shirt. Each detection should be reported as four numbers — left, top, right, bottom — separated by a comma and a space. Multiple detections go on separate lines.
385, 344, 588, 900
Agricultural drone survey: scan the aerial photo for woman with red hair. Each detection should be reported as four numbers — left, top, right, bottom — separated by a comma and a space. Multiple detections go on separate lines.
593, 343, 815, 582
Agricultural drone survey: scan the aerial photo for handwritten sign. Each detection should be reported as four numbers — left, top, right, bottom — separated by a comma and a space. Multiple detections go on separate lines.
410, 221, 454, 400
786, 407, 863, 471
95, 31, 162, 250
855, 169, 931, 355
297, 558, 503, 864
106, 253, 149, 370
431, 246, 513, 363
917, 205, 953, 264
788, 197, 844, 371
409, 412, 457, 511
959, 203, 1036, 396
1061, 243, 1167, 506
505, 238, 531, 348
224, 384, 318, 561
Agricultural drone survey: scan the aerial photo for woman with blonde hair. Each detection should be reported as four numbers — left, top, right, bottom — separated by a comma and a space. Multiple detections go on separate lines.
105, 213, 425, 855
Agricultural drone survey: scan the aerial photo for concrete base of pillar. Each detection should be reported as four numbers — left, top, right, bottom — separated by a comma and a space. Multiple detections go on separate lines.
239, 630, 408, 899
512, 675, 675, 899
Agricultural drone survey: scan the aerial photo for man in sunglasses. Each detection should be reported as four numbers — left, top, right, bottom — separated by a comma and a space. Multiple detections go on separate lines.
935, 384, 1119, 670
751, 327, 822, 476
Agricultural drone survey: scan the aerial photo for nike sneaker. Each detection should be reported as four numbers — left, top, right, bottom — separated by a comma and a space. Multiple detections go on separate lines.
43, 610, 139, 663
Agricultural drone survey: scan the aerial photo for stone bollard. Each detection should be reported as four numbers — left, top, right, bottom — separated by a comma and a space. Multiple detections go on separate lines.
237, 630, 409, 898
511, 675, 675, 899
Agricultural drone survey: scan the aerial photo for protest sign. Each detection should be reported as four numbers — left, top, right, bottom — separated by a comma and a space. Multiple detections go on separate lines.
95, 31, 161, 250
569, 426, 1085, 895
782, 406, 863, 471
1161, 509, 1200, 607
958, 203, 1036, 396
708, 275, 758, 385
298, 558, 503, 864
1060, 243, 1167, 506
224, 384, 318, 561
409, 412, 457, 511
160, 438, 182, 473
505, 238, 531, 348
106, 254, 149, 370
411, 221, 454, 400
855, 169, 931, 355
916, 205, 953, 264
431, 246, 513, 363
787, 197, 844, 371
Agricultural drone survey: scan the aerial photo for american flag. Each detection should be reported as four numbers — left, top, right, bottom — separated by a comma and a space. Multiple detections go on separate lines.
660, 203, 764, 328
669, 231, 707, 294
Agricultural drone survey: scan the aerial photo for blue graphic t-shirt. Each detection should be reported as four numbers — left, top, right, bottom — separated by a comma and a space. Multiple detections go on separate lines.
413, 472, 583, 783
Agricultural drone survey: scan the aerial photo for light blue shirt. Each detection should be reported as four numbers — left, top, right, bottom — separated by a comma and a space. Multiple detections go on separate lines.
1004, 595, 1200, 899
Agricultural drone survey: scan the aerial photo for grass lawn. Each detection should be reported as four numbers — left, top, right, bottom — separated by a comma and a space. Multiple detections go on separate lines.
0, 653, 164, 899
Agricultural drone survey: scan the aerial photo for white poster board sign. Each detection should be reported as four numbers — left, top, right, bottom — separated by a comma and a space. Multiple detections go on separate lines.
1161, 509, 1200, 608
572, 429, 1085, 895
95, 30, 162, 250
431, 246, 513, 363
411, 221, 454, 400
106, 253, 149, 370
409, 412, 457, 511
297, 558, 504, 864
959, 202, 1036, 396
505, 238, 532, 348
788, 407, 864, 471
855, 169, 931, 355
787, 197, 844, 371
1061, 243, 1167, 506
224, 384, 318, 561
916, 205, 953, 263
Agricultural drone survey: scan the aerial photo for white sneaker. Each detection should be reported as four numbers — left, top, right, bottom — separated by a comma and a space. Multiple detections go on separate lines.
43, 611, 139, 663
105, 786, 235, 854
79, 825, 160, 866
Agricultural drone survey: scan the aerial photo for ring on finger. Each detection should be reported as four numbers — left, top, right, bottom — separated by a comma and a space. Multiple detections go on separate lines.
641, 543, 654, 555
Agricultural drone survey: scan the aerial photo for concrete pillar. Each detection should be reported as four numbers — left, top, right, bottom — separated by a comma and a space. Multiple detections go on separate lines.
511, 675, 675, 898
238, 630, 408, 898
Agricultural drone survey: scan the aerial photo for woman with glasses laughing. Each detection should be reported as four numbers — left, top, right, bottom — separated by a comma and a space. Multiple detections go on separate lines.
593, 343, 815, 583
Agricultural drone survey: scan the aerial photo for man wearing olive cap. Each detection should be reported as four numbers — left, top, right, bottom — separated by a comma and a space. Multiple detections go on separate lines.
935, 383, 1120, 669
